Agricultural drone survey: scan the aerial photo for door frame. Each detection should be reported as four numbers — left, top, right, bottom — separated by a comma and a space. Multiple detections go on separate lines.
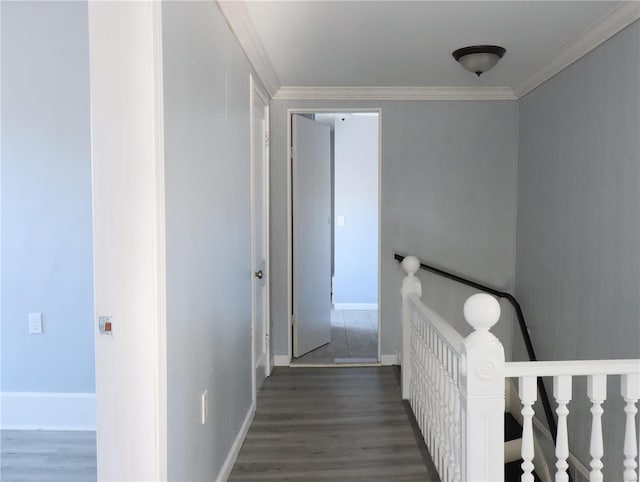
286, 108, 382, 365
250, 75, 271, 402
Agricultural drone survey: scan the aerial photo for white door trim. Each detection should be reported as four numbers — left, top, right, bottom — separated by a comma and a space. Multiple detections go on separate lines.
250, 75, 271, 403
152, 3, 168, 477
286, 108, 382, 364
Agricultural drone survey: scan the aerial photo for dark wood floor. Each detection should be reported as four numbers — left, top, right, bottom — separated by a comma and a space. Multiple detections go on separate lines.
229, 366, 440, 481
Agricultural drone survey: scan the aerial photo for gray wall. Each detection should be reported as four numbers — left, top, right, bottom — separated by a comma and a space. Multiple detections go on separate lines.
516, 21, 640, 480
1, 1, 94, 393
333, 114, 379, 305
162, 2, 253, 480
271, 100, 519, 359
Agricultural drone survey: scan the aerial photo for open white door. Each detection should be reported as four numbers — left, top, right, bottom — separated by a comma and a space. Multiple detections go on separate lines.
292, 114, 332, 358
251, 80, 269, 396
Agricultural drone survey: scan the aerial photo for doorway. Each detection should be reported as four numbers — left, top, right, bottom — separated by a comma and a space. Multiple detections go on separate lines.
289, 110, 381, 365
251, 76, 271, 398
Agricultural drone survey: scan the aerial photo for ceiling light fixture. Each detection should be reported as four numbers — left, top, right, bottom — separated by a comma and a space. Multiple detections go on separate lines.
452, 45, 506, 77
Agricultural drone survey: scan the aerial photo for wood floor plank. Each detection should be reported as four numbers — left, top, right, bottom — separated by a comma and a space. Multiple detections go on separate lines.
0, 430, 96, 482
229, 367, 441, 481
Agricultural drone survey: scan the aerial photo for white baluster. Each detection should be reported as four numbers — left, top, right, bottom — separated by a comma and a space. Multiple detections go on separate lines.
422, 331, 430, 444
587, 374, 607, 482
436, 338, 445, 474
554, 375, 573, 482
401, 256, 422, 400
621, 373, 639, 482
452, 385, 462, 482
426, 328, 436, 452
412, 316, 420, 425
429, 333, 438, 456
445, 349, 456, 481
519, 376, 538, 482
420, 323, 428, 442
446, 350, 456, 482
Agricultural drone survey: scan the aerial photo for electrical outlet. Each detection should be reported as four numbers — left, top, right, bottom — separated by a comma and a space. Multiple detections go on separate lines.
201, 390, 208, 424
28, 313, 43, 334
99, 316, 113, 336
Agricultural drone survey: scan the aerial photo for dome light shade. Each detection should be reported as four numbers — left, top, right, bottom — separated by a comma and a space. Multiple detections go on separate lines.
452, 45, 506, 76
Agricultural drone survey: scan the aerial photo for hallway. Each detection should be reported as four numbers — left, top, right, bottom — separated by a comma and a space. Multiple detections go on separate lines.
229, 367, 439, 481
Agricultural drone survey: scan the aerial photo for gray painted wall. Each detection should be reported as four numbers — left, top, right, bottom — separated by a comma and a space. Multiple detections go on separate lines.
1, 1, 94, 393
162, 2, 253, 480
333, 114, 379, 305
271, 100, 519, 359
516, 21, 640, 480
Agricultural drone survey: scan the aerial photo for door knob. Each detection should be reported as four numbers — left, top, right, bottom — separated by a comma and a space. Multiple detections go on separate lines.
254, 270, 263, 279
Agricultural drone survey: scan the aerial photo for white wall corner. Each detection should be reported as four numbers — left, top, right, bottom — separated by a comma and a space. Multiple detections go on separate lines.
514, 1, 640, 98
216, 1, 280, 98
0, 392, 96, 431
380, 354, 399, 365
273, 355, 291, 367
274, 86, 517, 101
216, 401, 255, 482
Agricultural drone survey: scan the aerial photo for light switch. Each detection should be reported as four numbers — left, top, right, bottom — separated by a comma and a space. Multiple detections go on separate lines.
28, 313, 43, 334
337, 215, 346, 227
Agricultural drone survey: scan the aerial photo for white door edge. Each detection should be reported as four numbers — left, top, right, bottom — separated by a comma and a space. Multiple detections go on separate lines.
250, 75, 271, 403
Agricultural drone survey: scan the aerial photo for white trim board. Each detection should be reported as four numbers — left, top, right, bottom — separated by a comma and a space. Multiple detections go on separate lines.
514, 2, 640, 98
152, 3, 168, 478
216, 401, 256, 482
274, 354, 396, 367
274, 86, 517, 101
216, 1, 280, 97
380, 354, 399, 366
333, 303, 378, 310
273, 355, 291, 367
290, 362, 382, 368
0, 392, 96, 431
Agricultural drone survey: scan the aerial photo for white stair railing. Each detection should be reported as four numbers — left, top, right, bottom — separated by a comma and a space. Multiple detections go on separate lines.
400, 254, 640, 482
504, 361, 640, 482
401, 256, 505, 482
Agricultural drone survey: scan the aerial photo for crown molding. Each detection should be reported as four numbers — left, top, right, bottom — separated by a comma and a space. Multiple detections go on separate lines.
514, 1, 640, 98
217, 1, 280, 98
273, 86, 517, 101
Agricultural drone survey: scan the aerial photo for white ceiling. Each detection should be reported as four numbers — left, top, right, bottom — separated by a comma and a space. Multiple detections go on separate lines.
240, 1, 632, 94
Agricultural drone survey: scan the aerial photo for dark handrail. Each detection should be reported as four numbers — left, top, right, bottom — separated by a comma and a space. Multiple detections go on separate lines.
394, 253, 558, 445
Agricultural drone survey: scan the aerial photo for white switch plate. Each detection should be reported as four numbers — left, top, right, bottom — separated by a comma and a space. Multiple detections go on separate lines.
28, 313, 43, 334
201, 390, 208, 424
337, 215, 346, 226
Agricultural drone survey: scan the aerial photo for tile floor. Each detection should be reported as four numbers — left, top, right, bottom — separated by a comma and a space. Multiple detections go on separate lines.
292, 310, 378, 364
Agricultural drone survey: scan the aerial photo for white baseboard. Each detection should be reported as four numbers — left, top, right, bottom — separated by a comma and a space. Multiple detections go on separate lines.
0, 392, 96, 430
380, 354, 398, 365
333, 303, 378, 310
273, 355, 290, 366
217, 401, 255, 482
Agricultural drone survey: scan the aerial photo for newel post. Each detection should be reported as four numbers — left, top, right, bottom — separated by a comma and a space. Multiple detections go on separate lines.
401, 256, 422, 400
460, 293, 505, 481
